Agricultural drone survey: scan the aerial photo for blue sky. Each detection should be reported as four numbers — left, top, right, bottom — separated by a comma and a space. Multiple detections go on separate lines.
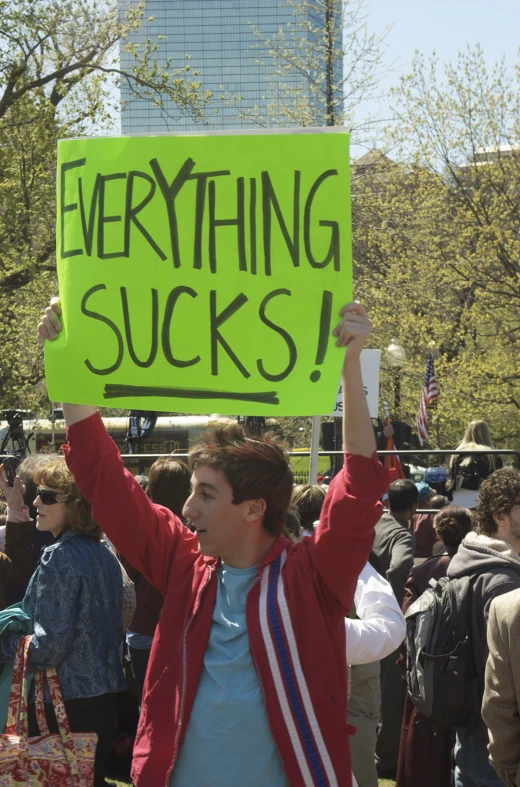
353, 0, 519, 149
366, 0, 518, 95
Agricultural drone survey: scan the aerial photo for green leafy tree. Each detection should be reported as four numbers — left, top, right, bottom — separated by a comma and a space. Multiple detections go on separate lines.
0, 0, 211, 411
354, 46, 520, 449
0, 1, 210, 125
242, 0, 390, 135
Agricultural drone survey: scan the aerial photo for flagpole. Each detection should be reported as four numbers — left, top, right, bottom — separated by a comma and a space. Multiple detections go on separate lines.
309, 416, 321, 484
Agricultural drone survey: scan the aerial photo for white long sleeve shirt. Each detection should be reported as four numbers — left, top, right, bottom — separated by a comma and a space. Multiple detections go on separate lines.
346, 561, 406, 665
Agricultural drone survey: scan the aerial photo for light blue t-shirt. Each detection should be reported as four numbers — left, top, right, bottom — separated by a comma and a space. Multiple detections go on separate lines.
170, 561, 288, 787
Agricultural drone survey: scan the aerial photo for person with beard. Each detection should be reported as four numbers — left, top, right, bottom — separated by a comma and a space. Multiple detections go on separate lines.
447, 467, 520, 787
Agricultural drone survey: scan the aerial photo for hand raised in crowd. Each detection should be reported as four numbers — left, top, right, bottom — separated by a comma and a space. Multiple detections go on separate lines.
332, 301, 372, 357
37, 296, 62, 344
0, 466, 26, 512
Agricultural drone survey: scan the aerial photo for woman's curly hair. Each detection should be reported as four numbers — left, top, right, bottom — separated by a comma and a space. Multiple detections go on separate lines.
33, 456, 102, 540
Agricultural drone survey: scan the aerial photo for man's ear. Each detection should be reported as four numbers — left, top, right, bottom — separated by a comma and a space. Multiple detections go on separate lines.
246, 498, 267, 522
493, 510, 508, 528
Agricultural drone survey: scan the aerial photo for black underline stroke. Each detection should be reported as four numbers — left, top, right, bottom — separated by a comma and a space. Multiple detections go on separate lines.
103, 384, 279, 405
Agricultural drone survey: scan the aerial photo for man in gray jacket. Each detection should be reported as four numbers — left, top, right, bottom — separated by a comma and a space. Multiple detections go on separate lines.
448, 467, 520, 787
373, 480, 417, 605
372, 479, 417, 777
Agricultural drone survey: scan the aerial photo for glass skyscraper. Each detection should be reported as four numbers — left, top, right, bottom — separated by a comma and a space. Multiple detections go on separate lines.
119, 0, 336, 133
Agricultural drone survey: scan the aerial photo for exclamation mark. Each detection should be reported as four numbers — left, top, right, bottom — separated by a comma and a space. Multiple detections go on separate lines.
310, 290, 333, 382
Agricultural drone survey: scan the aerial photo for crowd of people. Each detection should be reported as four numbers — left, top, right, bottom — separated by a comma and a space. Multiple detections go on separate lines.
0, 300, 515, 787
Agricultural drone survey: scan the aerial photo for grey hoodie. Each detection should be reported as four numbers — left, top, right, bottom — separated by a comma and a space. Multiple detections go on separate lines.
447, 531, 520, 739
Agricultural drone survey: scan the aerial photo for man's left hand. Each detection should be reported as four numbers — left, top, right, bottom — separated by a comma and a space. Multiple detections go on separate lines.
332, 302, 372, 359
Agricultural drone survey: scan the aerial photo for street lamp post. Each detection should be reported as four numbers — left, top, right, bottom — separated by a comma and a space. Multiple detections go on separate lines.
386, 339, 407, 416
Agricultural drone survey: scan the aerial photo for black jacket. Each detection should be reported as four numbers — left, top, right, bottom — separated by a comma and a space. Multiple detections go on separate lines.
447, 531, 520, 739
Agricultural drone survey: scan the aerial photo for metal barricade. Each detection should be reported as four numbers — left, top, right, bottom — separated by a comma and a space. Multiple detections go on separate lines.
118, 448, 520, 484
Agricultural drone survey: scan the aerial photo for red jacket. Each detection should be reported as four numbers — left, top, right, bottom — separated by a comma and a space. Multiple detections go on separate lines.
65, 413, 389, 787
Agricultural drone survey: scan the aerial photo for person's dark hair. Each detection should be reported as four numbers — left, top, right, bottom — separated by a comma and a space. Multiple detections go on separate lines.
33, 456, 101, 540
477, 467, 520, 536
434, 505, 473, 546
388, 480, 419, 513
146, 459, 191, 518
189, 424, 293, 537
283, 505, 302, 543
134, 474, 149, 491
430, 494, 449, 510
291, 484, 326, 529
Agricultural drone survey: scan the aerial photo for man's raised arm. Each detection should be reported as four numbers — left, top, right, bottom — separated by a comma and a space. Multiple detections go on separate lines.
310, 302, 389, 614
37, 299, 197, 596
332, 302, 376, 458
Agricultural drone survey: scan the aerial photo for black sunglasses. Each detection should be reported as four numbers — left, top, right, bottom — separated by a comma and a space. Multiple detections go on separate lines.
37, 488, 70, 506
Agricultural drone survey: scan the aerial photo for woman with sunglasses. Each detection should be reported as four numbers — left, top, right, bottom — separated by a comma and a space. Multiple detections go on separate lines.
0, 455, 126, 787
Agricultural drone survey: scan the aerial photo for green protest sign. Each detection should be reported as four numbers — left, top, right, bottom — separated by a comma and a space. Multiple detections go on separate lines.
45, 129, 351, 415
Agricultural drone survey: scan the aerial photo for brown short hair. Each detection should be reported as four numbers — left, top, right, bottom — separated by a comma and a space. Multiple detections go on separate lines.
291, 484, 326, 529
146, 458, 191, 517
33, 457, 102, 540
189, 424, 293, 537
477, 467, 520, 536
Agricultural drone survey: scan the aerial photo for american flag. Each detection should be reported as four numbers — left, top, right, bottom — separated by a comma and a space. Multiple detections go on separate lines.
416, 352, 439, 446
383, 408, 406, 484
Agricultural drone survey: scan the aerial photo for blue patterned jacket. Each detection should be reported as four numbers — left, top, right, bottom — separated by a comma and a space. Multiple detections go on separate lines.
0, 529, 126, 700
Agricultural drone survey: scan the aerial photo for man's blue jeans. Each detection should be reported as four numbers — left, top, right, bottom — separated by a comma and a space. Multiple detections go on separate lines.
454, 731, 506, 787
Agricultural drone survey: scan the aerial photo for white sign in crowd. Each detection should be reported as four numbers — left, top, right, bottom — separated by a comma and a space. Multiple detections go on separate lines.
328, 349, 381, 419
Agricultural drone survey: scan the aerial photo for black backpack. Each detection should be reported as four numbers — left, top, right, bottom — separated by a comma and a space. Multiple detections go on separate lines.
459, 465, 483, 491
404, 575, 481, 729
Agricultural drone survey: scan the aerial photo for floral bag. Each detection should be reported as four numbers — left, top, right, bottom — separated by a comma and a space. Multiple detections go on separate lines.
0, 635, 97, 786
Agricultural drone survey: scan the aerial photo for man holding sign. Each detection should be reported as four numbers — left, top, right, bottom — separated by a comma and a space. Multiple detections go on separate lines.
39, 299, 388, 787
